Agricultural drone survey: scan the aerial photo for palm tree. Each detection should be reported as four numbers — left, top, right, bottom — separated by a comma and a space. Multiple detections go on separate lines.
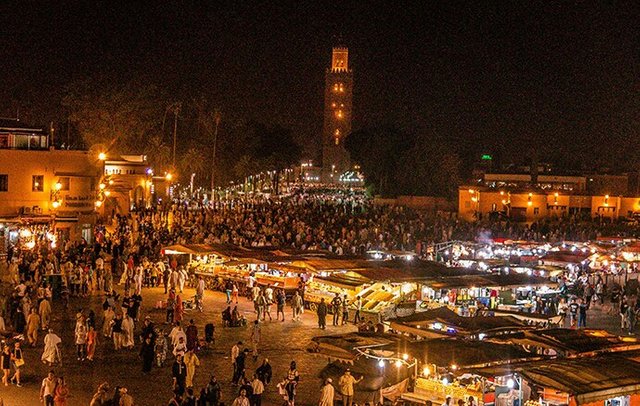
179, 147, 206, 183
144, 135, 171, 173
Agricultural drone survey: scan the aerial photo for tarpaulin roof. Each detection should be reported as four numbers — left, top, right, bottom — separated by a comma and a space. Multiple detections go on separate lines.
541, 251, 590, 264
309, 333, 406, 362
466, 355, 640, 405
162, 244, 217, 255
487, 328, 639, 355
526, 328, 638, 354
622, 242, 640, 253
381, 338, 540, 368
389, 307, 528, 336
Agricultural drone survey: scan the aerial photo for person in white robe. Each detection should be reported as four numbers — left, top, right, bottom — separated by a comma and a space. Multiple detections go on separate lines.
319, 378, 335, 406
41, 329, 61, 365
121, 315, 135, 348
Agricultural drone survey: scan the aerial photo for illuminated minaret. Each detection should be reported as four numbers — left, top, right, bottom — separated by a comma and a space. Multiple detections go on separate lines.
322, 46, 353, 182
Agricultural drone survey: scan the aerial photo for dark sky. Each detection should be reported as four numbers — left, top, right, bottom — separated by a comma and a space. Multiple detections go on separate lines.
1, 1, 638, 168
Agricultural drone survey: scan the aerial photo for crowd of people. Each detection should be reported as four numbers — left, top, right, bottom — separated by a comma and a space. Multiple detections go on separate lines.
2, 189, 640, 405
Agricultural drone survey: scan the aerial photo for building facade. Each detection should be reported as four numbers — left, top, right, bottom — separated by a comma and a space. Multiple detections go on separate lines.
322, 46, 353, 182
0, 147, 99, 243
101, 155, 153, 214
458, 171, 640, 222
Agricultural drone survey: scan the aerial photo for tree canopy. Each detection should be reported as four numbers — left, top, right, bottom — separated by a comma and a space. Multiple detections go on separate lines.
346, 126, 460, 198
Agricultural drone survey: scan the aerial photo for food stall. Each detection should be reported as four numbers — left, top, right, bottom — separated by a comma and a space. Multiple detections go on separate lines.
467, 353, 640, 406
417, 274, 556, 315
387, 339, 543, 406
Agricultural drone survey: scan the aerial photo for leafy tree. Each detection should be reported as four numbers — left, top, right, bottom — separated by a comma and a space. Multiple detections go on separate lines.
345, 126, 412, 196
346, 126, 460, 197
62, 78, 165, 155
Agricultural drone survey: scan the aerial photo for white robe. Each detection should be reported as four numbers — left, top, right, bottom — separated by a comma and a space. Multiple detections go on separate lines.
319, 383, 335, 406
41, 333, 61, 363
121, 316, 135, 348
171, 329, 186, 348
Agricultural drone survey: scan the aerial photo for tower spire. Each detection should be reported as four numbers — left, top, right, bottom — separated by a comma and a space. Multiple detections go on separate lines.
322, 44, 353, 182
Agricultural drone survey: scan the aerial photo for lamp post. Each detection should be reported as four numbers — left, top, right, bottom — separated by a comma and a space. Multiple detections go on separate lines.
171, 103, 181, 168
210, 109, 221, 203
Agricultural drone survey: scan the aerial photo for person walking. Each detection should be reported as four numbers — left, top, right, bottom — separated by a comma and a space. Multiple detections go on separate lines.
250, 320, 261, 360
42, 329, 62, 366
256, 358, 272, 385
53, 376, 70, 406
276, 289, 286, 322
620, 299, 629, 331
568, 298, 578, 328
291, 292, 303, 322
317, 298, 328, 329
225, 280, 234, 304
75, 315, 88, 361
39, 297, 52, 330
319, 378, 335, 406
255, 291, 266, 321
10, 342, 24, 387
627, 301, 636, 335
341, 295, 349, 325
353, 296, 362, 324
86, 325, 98, 361
26, 308, 41, 347
251, 374, 265, 406
184, 349, 200, 389
331, 293, 342, 326
233, 349, 249, 385
111, 313, 124, 351
140, 336, 155, 373
118, 387, 134, 406
1, 346, 10, 386
578, 299, 587, 328
232, 388, 250, 406
186, 319, 198, 352
203, 375, 221, 406
40, 370, 57, 406
172, 354, 187, 396
231, 341, 242, 382
196, 275, 205, 312
338, 369, 362, 406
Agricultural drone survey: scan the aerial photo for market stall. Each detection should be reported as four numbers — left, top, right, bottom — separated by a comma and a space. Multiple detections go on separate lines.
466, 353, 640, 406
385, 339, 543, 406
417, 274, 556, 315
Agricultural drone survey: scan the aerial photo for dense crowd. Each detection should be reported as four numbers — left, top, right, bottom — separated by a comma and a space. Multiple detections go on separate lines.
3, 190, 640, 405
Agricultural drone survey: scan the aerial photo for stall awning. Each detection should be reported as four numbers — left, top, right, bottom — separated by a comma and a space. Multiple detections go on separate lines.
161, 244, 217, 255
467, 355, 640, 405
309, 332, 406, 363
381, 338, 542, 369
389, 307, 530, 337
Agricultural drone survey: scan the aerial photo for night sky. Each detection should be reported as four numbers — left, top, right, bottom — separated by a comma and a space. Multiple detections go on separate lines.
1, 2, 638, 168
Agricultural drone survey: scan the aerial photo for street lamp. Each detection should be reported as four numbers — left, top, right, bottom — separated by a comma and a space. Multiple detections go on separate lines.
210, 109, 221, 202
98, 152, 107, 161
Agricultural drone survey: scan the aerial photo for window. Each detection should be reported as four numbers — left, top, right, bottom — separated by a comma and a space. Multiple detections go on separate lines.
534, 207, 539, 215
0, 175, 7, 192
32, 175, 44, 192
58, 177, 70, 191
